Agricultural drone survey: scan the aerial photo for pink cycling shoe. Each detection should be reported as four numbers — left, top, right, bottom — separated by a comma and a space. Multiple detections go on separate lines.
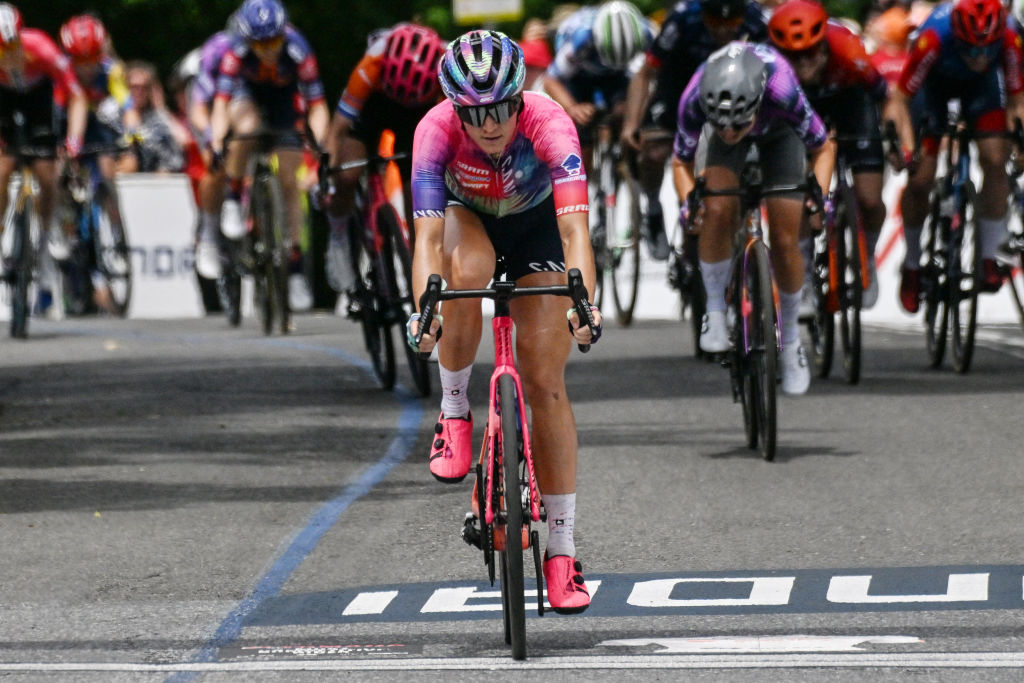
543, 553, 590, 614
429, 412, 472, 483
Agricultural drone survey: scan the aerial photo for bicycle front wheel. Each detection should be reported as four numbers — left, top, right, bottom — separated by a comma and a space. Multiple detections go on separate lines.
497, 373, 526, 660
950, 183, 979, 374
922, 200, 949, 368
836, 188, 862, 384
94, 181, 132, 317
8, 203, 34, 339
744, 240, 778, 461
609, 175, 641, 326
379, 206, 430, 397
251, 171, 290, 335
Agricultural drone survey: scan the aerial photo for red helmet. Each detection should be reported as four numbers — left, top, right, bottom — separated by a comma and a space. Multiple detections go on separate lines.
0, 3, 22, 46
60, 15, 107, 60
768, 0, 829, 52
951, 0, 1005, 46
380, 23, 446, 107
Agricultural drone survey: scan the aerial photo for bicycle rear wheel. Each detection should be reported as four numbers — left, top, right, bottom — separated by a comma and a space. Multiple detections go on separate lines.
379, 206, 430, 397
94, 181, 132, 317
836, 189, 862, 384
808, 229, 834, 378
609, 174, 641, 326
680, 233, 706, 359
359, 218, 397, 389
497, 373, 526, 660
745, 240, 777, 461
8, 203, 34, 339
950, 183, 978, 374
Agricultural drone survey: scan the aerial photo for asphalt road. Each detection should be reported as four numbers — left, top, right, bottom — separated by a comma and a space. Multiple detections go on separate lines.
1, 308, 1023, 681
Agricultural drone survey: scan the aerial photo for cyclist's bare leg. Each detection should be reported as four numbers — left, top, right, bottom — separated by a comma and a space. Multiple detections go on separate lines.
30, 158, 59, 236
510, 270, 576, 495
695, 164, 741, 266
852, 170, 885, 251
637, 129, 672, 196
273, 148, 304, 246
765, 196, 805, 295
224, 98, 259, 185
900, 151, 939, 267
976, 137, 1011, 262
0, 154, 15, 226
437, 206, 494, 372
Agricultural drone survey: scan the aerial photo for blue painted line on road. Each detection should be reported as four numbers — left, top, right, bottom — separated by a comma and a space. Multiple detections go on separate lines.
166, 339, 426, 683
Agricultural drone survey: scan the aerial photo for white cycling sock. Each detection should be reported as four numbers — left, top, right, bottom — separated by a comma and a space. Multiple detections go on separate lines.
700, 258, 732, 313
544, 492, 576, 558
199, 212, 219, 241
779, 289, 801, 348
977, 214, 1008, 260
903, 222, 923, 269
439, 363, 472, 419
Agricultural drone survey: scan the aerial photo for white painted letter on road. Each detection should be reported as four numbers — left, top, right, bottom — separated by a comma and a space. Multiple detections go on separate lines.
827, 573, 989, 603
627, 577, 795, 607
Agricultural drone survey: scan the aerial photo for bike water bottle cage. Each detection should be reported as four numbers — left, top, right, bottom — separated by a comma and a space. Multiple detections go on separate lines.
454, 95, 522, 127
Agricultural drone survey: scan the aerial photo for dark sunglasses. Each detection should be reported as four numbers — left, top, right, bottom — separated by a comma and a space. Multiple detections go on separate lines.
782, 43, 825, 63
454, 96, 521, 128
711, 119, 753, 132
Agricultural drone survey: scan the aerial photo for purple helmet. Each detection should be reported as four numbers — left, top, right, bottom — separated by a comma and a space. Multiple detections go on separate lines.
438, 30, 525, 106
236, 0, 286, 41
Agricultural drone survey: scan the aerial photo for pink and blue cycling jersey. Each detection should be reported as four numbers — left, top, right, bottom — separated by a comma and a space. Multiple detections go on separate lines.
411, 92, 590, 220
674, 43, 828, 162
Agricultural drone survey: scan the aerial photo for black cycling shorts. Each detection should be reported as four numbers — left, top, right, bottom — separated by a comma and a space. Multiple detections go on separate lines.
349, 94, 433, 178
812, 89, 885, 173
0, 81, 59, 157
444, 190, 565, 282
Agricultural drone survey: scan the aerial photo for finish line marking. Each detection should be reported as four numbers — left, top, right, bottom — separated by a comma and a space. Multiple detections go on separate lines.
4, 652, 1024, 672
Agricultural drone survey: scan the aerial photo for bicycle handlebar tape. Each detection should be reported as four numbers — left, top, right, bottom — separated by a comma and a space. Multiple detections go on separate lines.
567, 268, 594, 353
415, 273, 443, 359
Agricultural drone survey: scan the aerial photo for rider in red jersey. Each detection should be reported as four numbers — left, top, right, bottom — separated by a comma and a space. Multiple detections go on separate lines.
0, 3, 88, 277
408, 30, 600, 615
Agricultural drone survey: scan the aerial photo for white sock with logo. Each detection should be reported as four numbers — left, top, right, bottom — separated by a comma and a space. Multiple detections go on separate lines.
544, 492, 576, 558
439, 363, 472, 419
779, 289, 801, 348
699, 259, 732, 313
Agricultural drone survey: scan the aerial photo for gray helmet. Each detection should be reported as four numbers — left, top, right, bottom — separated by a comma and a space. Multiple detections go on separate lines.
698, 42, 767, 127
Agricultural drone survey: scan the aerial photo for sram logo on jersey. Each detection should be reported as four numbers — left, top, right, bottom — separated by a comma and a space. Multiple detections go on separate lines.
560, 154, 583, 176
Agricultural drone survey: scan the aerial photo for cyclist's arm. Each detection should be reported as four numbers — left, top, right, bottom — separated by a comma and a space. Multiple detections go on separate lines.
808, 138, 836, 201
65, 89, 89, 150
882, 88, 915, 159
672, 157, 695, 202
558, 208, 603, 343
621, 60, 656, 149
306, 100, 330, 149
209, 95, 230, 155
410, 214, 444, 353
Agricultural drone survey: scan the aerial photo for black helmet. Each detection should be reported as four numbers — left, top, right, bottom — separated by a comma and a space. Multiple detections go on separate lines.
700, 0, 747, 20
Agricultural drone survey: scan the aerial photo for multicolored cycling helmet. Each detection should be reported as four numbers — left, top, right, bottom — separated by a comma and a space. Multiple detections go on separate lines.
380, 23, 446, 107
951, 0, 1005, 46
700, 0, 747, 20
438, 29, 525, 106
0, 3, 22, 46
593, 1, 648, 69
235, 0, 287, 42
60, 15, 107, 61
768, 0, 828, 52
698, 43, 767, 127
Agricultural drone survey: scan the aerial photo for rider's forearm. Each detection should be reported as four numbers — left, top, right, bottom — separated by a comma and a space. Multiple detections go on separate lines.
558, 211, 597, 299
67, 93, 89, 143
809, 138, 836, 197
883, 91, 915, 154
672, 157, 695, 201
412, 215, 445, 310
209, 97, 230, 152
307, 101, 330, 149
542, 76, 576, 111
623, 65, 654, 132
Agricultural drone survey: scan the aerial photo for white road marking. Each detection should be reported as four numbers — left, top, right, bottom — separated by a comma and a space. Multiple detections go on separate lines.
598, 635, 921, 653
2, 652, 1024, 672
341, 591, 398, 616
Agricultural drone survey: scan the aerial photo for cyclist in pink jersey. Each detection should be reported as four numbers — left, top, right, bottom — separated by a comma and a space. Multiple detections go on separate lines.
0, 3, 88, 275
408, 30, 600, 615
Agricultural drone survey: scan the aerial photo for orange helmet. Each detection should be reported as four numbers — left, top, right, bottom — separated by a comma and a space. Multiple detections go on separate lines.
768, 0, 828, 52
60, 15, 107, 60
951, 0, 1005, 47
869, 7, 913, 49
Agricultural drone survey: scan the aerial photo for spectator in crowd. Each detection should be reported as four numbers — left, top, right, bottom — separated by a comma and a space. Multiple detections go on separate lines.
520, 18, 553, 90
120, 61, 187, 173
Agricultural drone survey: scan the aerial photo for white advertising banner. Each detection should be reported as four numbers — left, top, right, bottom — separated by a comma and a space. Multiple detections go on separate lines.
453, 0, 523, 24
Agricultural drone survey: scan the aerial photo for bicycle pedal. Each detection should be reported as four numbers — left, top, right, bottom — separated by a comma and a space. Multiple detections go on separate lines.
461, 512, 482, 549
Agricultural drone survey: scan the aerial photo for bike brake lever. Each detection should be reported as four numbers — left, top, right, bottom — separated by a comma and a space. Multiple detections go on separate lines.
567, 268, 594, 353
415, 274, 443, 359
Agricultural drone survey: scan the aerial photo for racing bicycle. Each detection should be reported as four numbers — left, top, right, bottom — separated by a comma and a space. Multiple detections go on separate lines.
686, 151, 820, 461
415, 267, 596, 660
319, 130, 430, 396
589, 90, 641, 325
57, 144, 132, 317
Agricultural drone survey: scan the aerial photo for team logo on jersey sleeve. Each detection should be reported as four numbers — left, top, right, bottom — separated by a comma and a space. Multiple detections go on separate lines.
560, 153, 583, 176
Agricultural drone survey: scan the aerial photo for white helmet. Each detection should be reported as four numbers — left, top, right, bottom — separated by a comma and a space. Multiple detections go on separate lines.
593, 1, 648, 69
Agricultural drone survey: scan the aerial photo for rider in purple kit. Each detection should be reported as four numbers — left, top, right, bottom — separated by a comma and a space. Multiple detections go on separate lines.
408, 30, 599, 615
673, 42, 835, 396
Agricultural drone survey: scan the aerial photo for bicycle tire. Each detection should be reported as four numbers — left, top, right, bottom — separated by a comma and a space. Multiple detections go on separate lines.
609, 175, 641, 326
808, 229, 834, 378
923, 199, 949, 368
682, 233, 706, 359
747, 240, 777, 461
379, 206, 430, 397
836, 186, 862, 384
950, 182, 979, 374
498, 372, 527, 660
366, 227, 398, 390
8, 203, 32, 339
94, 181, 132, 317
589, 146, 609, 311
251, 171, 290, 335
